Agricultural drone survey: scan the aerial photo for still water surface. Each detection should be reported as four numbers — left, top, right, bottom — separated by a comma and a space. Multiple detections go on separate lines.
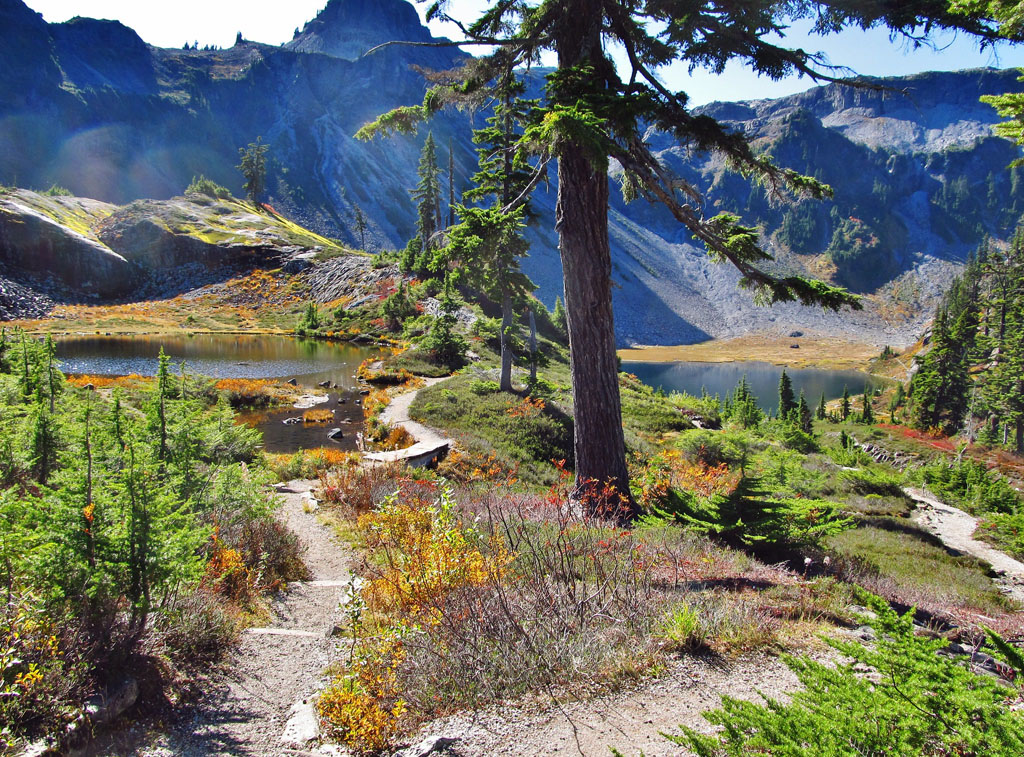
55, 334, 379, 387
622, 360, 884, 412
54, 337, 882, 448
55, 335, 383, 453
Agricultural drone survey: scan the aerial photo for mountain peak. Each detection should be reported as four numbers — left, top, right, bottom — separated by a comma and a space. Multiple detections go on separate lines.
286, 0, 436, 60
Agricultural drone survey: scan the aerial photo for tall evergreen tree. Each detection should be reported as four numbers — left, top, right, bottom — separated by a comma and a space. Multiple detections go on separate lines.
403, 132, 444, 275
816, 392, 827, 421
797, 390, 813, 434
360, 0, 1008, 514
841, 385, 851, 422
353, 205, 367, 250
911, 306, 971, 432
778, 368, 796, 420
448, 69, 538, 392
237, 137, 269, 205
861, 388, 874, 424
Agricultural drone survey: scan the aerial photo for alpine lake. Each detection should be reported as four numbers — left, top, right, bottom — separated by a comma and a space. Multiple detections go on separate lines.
54, 334, 882, 453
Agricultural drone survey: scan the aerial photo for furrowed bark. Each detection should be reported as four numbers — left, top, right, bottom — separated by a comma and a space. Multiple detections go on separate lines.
556, 144, 636, 520
553, 0, 637, 521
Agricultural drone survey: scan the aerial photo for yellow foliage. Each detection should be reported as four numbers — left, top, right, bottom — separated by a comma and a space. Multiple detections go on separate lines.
358, 491, 511, 614
318, 635, 407, 755
302, 408, 335, 423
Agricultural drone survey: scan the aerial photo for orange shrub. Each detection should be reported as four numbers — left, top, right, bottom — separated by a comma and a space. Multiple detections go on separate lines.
358, 489, 511, 615
303, 408, 335, 423
66, 373, 152, 390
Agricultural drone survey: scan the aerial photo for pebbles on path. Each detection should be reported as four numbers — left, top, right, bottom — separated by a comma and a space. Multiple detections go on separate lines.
130, 480, 353, 756
905, 486, 1024, 605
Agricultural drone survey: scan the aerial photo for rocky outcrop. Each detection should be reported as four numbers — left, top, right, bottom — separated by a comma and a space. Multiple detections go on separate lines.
0, 191, 131, 296
0, 189, 356, 307
286, 0, 448, 62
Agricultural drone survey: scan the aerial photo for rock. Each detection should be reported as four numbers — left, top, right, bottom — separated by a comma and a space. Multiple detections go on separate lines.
318, 380, 331, 387
83, 677, 139, 726
280, 698, 320, 747
397, 735, 460, 757
286, 378, 298, 386
337, 397, 346, 404
82, 383, 95, 391
327, 427, 344, 440
790, 343, 800, 349
283, 417, 302, 425
359, 388, 370, 395
789, 331, 803, 337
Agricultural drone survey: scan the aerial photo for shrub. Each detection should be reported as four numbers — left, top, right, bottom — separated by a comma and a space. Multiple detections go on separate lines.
153, 588, 240, 666
41, 184, 72, 197
671, 591, 1024, 756
839, 467, 906, 498
922, 459, 1022, 516
469, 379, 501, 395
185, 174, 231, 199
976, 511, 1024, 561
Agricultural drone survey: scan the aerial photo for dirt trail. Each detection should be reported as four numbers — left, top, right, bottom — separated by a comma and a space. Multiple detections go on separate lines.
405, 652, 821, 757
377, 376, 450, 447
905, 486, 1024, 605
132, 480, 352, 756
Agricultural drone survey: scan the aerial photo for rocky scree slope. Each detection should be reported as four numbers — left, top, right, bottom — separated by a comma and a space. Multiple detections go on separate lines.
0, 188, 352, 314
1, 0, 1023, 344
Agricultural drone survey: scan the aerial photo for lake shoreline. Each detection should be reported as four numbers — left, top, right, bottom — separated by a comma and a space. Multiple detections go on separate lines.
618, 333, 881, 370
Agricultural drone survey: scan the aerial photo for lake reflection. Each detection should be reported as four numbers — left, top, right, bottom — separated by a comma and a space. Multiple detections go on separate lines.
56, 334, 381, 389
622, 360, 883, 412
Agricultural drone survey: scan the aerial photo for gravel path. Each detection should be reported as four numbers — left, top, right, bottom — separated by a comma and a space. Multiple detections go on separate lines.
905, 486, 1024, 605
404, 652, 819, 757
134, 480, 352, 756
377, 377, 450, 447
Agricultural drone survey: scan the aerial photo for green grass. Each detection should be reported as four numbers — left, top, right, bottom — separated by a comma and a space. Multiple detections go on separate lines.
826, 519, 1016, 616
411, 374, 573, 486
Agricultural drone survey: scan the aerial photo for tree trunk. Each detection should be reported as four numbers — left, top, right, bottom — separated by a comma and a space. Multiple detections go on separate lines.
499, 291, 514, 392
553, 0, 637, 521
528, 308, 538, 385
557, 145, 636, 519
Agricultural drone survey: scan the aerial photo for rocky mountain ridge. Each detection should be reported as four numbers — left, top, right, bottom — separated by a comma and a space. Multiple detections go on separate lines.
1, 0, 1023, 346
0, 188, 348, 307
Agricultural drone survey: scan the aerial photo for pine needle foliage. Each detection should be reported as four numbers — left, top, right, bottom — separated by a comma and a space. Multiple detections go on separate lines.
672, 591, 1024, 756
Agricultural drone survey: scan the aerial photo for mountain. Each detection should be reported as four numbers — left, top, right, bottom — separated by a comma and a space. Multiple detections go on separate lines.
1, 0, 1022, 346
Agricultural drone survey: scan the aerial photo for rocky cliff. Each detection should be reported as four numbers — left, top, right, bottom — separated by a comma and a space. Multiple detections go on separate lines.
1, 0, 1022, 346
0, 188, 349, 309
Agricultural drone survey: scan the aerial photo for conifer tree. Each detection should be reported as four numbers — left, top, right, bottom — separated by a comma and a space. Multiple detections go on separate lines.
552, 296, 567, 335
797, 390, 813, 434
447, 70, 538, 391
359, 0, 1008, 514
911, 307, 971, 432
29, 407, 58, 485
153, 348, 171, 461
237, 137, 269, 205
841, 385, 851, 422
778, 368, 796, 421
816, 392, 827, 421
861, 388, 874, 424
353, 205, 367, 249
403, 133, 444, 275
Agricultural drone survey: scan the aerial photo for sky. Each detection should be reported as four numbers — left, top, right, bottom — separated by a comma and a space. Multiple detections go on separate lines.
21, 0, 1024, 106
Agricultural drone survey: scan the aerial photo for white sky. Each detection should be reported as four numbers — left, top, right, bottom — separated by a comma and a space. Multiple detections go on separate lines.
22, 0, 1024, 106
